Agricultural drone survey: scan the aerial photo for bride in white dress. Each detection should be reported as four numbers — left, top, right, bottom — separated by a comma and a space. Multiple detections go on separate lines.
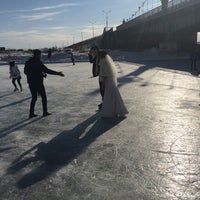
98, 51, 128, 118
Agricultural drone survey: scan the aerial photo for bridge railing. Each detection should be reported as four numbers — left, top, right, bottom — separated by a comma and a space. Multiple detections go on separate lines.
168, 0, 198, 9
140, 0, 197, 20
117, 0, 199, 31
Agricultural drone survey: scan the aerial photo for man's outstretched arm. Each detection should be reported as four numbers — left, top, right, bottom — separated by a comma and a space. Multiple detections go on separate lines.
42, 63, 64, 76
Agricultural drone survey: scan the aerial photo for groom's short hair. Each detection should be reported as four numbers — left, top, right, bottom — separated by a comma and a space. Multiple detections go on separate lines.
33, 49, 41, 57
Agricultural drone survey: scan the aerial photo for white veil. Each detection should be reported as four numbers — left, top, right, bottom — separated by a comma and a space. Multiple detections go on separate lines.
99, 54, 117, 79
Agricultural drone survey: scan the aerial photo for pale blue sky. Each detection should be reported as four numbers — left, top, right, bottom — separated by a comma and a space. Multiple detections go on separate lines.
0, 0, 162, 49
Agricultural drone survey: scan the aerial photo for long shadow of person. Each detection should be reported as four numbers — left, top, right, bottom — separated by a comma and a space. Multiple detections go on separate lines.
0, 116, 43, 138
0, 92, 14, 99
7, 114, 125, 189
0, 97, 31, 110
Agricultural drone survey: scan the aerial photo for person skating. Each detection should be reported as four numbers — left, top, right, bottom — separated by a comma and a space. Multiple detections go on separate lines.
9, 61, 22, 92
190, 48, 198, 71
70, 52, 75, 65
47, 48, 52, 59
24, 49, 64, 119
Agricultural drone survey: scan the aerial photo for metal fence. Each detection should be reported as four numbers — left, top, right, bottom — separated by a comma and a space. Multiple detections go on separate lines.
121, 0, 198, 26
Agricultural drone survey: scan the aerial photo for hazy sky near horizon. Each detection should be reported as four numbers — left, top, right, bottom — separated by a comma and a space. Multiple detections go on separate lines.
0, 0, 163, 49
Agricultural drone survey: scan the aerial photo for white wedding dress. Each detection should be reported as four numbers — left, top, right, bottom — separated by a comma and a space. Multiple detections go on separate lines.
99, 55, 128, 118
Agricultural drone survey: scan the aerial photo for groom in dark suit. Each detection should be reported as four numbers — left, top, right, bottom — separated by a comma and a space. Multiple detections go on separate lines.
88, 46, 105, 110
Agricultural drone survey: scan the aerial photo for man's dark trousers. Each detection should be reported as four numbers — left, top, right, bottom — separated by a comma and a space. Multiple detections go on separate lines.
29, 83, 47, 116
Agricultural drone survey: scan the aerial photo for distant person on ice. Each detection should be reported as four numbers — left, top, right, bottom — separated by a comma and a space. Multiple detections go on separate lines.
70, 52, 75, 65
98, 51, 128, 118
9, 61, 22, 92
88, 46, 104, 110
190, 48, 198, 71
47, 48, 52, 59
24, 49, 64, 119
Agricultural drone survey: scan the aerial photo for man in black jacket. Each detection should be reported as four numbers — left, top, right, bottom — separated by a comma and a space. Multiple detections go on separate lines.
88, 46, 100, 77
24, 49, 64, 119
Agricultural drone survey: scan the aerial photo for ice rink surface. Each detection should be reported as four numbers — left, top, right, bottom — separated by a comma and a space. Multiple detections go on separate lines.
0, 58, 200, 200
